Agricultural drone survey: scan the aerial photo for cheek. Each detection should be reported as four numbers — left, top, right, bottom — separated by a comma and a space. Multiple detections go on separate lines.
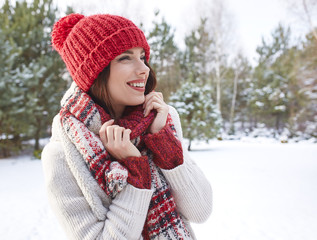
108, 66, 127, 88
107, 78, 120, 100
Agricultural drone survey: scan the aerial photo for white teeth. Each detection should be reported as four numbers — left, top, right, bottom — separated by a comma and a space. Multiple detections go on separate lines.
129, 82, 145, 88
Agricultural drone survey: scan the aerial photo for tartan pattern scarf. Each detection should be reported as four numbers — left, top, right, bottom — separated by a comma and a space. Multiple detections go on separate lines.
59, 83, 192, 240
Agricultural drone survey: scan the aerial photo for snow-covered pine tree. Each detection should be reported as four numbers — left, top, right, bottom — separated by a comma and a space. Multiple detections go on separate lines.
0, 28, 26, 157
0, 0, 67, 154
250, 24, 297, 134
288, 30, 317, 139
181, 18, 213, 87
147, 10, 181, 100
169, 81, 222, 151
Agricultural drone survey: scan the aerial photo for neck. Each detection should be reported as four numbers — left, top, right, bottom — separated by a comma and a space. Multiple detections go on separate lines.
112, 105, 125, 120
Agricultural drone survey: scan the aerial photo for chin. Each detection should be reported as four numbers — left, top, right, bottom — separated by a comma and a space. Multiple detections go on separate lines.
128, 96, 145, 106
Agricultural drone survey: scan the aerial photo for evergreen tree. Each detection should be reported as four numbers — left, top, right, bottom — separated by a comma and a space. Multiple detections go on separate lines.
169, 81, 222, 151
147, 11, 181, 100
182, 18, 213, 86
250, 24, 298, 133
171, 18, 223, 148
0, 27, 25, 156
289, 31, 317, 138
0, 0, 67, 155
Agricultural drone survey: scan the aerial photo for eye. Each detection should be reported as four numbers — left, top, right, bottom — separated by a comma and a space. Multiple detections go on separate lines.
117, 55, 130, 61
140, 55, 146, 61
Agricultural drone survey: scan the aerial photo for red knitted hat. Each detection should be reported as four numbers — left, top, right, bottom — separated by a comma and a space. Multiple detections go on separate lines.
51, 13, 150, 92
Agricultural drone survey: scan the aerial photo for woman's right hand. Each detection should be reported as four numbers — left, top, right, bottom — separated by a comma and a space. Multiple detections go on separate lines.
99, 119, 141, 160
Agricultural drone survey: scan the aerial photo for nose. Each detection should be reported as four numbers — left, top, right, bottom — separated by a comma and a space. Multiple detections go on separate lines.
136, 59, 150, 76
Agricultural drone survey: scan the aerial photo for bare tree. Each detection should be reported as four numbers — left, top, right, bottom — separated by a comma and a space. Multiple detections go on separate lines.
302, 0, 317, 41
284, 0, 317, 42
229, 52, 249, 134
195, 0, 236, 117
229, 61, 240, 133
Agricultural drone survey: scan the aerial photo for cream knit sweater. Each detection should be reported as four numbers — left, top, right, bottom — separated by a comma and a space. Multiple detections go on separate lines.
42, 105, 212, 240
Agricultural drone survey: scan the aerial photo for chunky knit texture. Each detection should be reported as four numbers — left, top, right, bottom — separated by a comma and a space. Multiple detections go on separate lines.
51, 13, 150, 92
59, 83, 190, 239
42, 101, 213, 240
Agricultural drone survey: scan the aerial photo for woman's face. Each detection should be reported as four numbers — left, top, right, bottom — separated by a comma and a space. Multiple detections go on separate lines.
107, 47, 150, 113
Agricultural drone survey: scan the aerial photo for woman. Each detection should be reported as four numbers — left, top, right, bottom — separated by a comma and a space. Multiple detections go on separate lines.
42, 13, 212, 240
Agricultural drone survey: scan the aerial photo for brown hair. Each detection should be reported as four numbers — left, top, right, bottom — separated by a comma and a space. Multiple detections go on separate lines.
88, 60, 157, 117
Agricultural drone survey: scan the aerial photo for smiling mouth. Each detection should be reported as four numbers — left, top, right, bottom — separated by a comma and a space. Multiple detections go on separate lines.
127, 80, 146, 92
127, 82, 145, 88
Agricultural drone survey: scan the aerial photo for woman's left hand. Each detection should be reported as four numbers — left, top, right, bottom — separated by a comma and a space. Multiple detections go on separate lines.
143, 91, 169, 134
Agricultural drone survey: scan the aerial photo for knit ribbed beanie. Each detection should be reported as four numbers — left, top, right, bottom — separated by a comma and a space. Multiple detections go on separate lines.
51, 13, 150, 92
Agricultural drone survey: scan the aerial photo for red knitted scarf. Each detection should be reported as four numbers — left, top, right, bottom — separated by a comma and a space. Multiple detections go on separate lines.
59, 84, 192, 240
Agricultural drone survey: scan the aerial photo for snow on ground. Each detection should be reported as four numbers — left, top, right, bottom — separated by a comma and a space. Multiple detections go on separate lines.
0, 139, 316, 240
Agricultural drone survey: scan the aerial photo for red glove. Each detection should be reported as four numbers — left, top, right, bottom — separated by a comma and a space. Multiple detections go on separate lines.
117, 156, 151, 189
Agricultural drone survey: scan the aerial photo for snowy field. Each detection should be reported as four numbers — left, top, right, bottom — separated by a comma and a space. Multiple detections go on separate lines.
0, 139, 316, 240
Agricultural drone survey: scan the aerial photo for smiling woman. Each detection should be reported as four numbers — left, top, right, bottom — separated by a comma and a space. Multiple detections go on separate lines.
90, 47, 153, 119
41, 13, 212, 240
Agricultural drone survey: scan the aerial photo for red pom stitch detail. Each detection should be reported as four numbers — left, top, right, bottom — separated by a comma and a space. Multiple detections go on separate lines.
51, 13, 85, 51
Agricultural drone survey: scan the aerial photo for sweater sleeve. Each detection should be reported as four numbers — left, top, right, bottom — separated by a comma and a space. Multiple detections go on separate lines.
42, 141, 154, 240
159, 106, 213, 223
143, 123, 183, 169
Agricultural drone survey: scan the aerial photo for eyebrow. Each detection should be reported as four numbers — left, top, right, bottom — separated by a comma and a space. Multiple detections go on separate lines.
122, 49, 145, 54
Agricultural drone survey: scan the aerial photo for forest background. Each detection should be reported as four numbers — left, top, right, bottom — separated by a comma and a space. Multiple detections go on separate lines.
0, 0, 316, 157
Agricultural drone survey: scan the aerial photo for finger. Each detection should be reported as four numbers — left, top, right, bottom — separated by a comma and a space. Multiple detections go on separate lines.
99, 119, 114, 143
144, 96, 165, 117
100, 119, 115, 134
143, 92, 163, 108
152, 102, 162, 111
156, 92, 163, 100
146, 92, 163, 102
144, 102, 156, 117
144, 95, 160, 110
114, 126, 124, 142
143, 94, 151, 109
106, 125, 118, 143
123, 129, 131, 143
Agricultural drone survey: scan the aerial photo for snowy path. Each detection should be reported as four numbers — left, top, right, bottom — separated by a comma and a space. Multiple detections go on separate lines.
0, 140, 316, 240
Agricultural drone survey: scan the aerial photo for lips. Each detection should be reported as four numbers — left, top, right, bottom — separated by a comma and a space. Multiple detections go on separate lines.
127, 79, 146, 92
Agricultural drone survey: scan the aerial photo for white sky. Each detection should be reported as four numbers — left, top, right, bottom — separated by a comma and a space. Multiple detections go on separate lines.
2, 0, 316, 64
54, 0, 317, 64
